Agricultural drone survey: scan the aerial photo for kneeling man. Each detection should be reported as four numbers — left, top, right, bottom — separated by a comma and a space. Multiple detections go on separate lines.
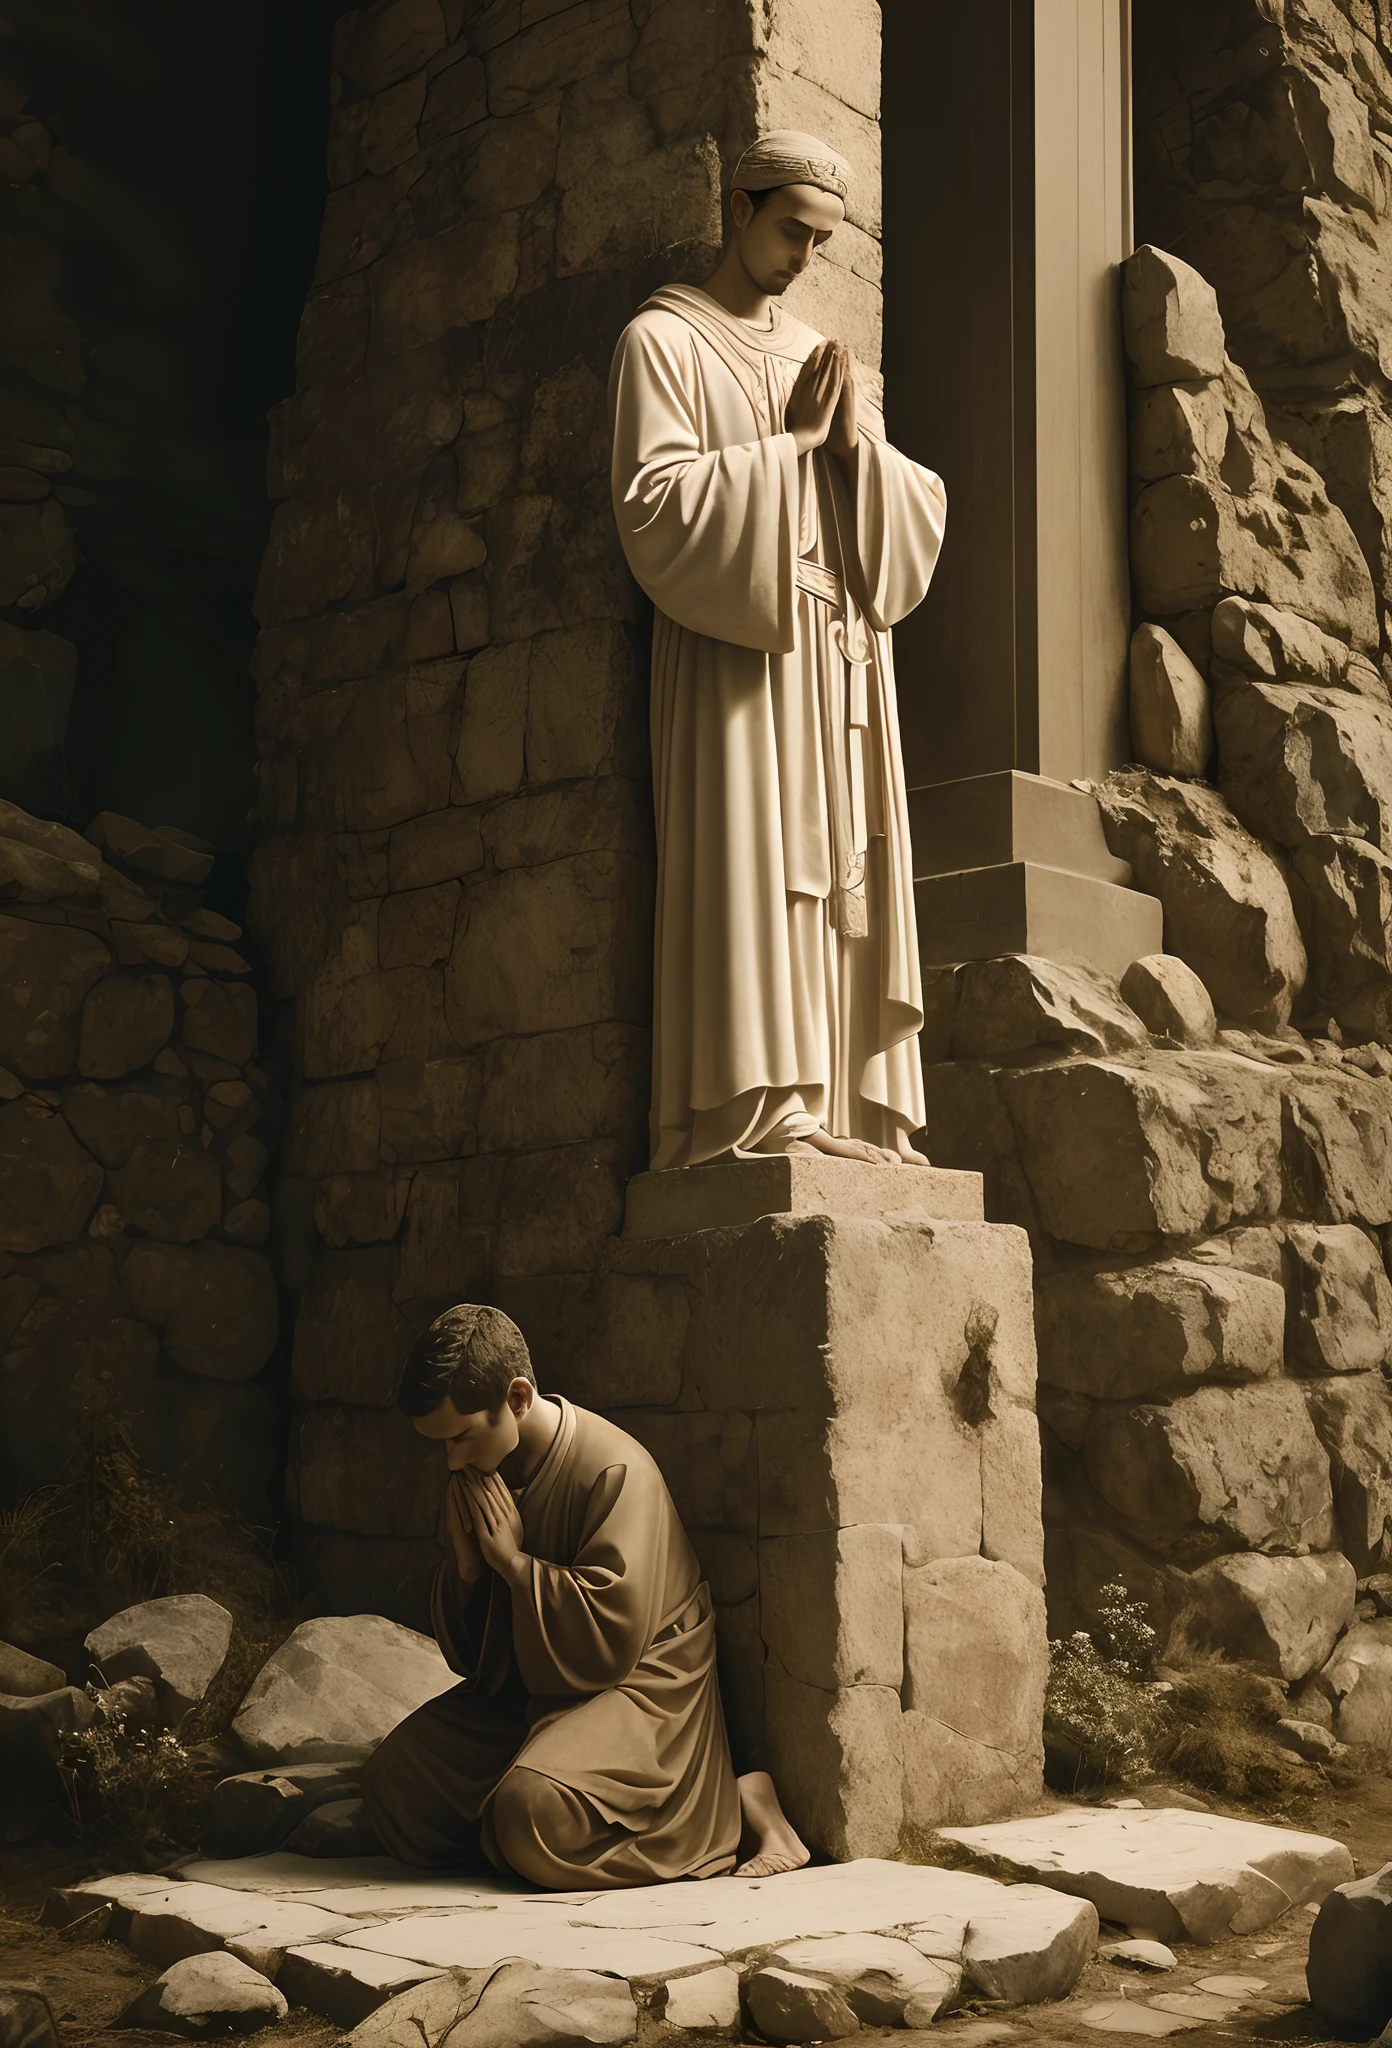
362, 1304, 804, 1887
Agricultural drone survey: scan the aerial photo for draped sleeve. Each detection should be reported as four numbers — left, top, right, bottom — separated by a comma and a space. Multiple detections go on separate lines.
429, 1557, 519, 1697
608, 315, 802, 654
509, 1457, 684, 1698
845, 414, 948, 632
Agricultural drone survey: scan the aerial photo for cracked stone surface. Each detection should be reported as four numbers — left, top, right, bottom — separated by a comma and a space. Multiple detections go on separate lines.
940, 1807, 1353, 1944
62, 1853, 1097, 2028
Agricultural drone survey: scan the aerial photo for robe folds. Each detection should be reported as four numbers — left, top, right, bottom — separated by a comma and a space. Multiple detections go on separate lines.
359, 1398, 741, 1888
607, 284, 948, 1169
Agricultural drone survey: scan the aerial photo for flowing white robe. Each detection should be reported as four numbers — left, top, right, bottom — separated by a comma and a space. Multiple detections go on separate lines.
607, 284, 947, 1170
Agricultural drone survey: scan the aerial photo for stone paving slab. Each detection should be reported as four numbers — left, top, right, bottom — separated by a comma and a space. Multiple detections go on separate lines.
340, 1918, 724, 1977
175, 1854, 594, 1905
1078, 2000, 1201, 2036
959, 1885, 1101, 2002
276, 1945, 447, 2029
175, 1854, 609, 1917
940, 1806, 1354, 1943
663, 1964, 741, 2030
67, 1854, 1098, 2030
70, 1878, 374, 1976
327, 1859, 1044, 1981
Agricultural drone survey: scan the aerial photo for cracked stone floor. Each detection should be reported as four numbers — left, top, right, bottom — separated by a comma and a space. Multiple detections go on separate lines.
5, 1781, 1389, 2044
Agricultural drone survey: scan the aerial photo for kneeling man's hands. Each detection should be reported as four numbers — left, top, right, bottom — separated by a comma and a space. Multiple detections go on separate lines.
463, 1468, 527, 1577
443, 1472, 485, 1584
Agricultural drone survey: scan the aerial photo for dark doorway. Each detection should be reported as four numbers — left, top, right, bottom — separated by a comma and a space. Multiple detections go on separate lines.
880, 0, 1039, 791
0, 0, 343, 852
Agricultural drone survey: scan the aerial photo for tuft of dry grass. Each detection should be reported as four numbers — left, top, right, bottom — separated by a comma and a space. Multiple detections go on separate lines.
0, 1482, 74, 1648
1151, 1637, 1310, 1803
3, 1414, 296, 1852
4, 1417, 295, 1704
1037, 1581, 1373, 1808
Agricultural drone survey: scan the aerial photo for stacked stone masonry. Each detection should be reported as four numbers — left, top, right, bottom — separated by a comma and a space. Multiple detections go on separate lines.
601, 1162, 1048, 1853
250, 0, 887, 1621
240, 0, 1392, 1744
924, 0, 1392, 1739
0, 802, 281, 1529
923, 953, 1392, 1694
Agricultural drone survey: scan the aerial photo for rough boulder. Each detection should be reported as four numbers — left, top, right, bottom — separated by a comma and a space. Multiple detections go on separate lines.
232, 1614, 456, 1764
1095, 771, 1306, 1029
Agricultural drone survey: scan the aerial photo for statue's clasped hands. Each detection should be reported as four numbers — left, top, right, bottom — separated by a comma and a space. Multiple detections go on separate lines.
784, 337, 858, 460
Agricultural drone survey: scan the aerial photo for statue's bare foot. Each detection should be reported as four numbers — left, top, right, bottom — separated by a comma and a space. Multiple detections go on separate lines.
734, 1770, 811, 1878
787, 1128, 900, 1166
895, 1131, 932, 1166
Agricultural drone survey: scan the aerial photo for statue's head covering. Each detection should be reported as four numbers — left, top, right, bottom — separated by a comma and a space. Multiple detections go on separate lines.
729, 129, 852, 202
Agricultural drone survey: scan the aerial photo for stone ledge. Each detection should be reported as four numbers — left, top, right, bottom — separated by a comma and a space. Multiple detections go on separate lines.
917, 860, 1164, 980
909, 770, 1132, 887
623, 1155, 984, 1239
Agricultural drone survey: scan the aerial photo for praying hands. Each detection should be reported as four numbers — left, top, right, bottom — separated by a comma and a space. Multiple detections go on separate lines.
784, 338, 858, 459
462, 1467, 528, 1578
443, 1471, 485, 1584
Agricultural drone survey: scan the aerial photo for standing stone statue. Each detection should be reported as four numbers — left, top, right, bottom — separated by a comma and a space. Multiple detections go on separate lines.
609, 131, 947, 1170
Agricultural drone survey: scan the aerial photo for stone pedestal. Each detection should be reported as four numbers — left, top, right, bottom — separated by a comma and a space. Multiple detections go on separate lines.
587, 1157, 1047, 1856
624, 1152, 985, 1238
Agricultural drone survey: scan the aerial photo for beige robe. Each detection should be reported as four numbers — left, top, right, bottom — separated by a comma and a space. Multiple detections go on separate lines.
608, 284, 947, 1169
360, 1399, 740, 1888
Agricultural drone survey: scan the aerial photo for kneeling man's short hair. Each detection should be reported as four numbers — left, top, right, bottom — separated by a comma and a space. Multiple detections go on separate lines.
397, 1303, 535, 1417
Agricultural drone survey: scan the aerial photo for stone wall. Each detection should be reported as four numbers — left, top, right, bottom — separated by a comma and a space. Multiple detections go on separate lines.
253, 0, 886, 1621
1134, 0, 1392, 661
922, 195, 1392, 1731
0, 802, 280, 1531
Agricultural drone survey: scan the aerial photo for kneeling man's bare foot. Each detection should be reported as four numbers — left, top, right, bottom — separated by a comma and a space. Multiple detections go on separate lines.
734, 1770, 810, 1878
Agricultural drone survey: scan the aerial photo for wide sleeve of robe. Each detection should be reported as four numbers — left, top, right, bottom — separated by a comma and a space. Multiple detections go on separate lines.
844, 415, 948, 633
430, 1556, 522, 1698
609, 316, 803, 655
509, 1457, 684, 1700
